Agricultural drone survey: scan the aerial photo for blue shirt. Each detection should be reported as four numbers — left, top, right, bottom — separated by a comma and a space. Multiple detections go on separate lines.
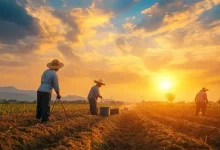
38, 69, 59, 93
88, 85, 100, 99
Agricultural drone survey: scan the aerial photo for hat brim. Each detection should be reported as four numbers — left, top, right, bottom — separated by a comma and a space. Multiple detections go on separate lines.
94, 80, 105, 85
47, 62, 64, 69
202, 88, 209, 91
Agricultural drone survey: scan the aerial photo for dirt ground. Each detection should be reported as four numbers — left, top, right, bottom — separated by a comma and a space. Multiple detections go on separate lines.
1, 103, 219, 150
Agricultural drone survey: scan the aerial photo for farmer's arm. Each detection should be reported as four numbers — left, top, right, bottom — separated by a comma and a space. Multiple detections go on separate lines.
98, 88, 103, 99
53, 73, 61, 99
195, 94, 197, 103
95, 87, 102, 99
205, 93, 208, 104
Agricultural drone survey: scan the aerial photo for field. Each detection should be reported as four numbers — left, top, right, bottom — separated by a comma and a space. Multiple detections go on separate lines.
0, 103, 220, 150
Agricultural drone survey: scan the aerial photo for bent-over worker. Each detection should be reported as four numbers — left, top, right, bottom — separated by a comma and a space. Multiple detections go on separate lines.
87, 79, 105, 115
195, 87, 209, 116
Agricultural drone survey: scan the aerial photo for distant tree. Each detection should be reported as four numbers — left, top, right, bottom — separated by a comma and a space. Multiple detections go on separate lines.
0, 99, 7, 104
7, 99, 18, 104
217, 99, 220, 104
165, 92, 176, 103
19, 101, 28, 104
176, 100, 185, 104
32, 100, 37, 104
3, 100, 9, 104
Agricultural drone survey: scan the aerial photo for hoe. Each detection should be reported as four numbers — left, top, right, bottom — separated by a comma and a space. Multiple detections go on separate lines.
51, 98, 69, 118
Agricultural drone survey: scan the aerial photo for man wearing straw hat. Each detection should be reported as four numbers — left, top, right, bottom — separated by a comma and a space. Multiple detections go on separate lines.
195, 87, 209, 116
36, 59, 64, 123
88, 79, 105, 115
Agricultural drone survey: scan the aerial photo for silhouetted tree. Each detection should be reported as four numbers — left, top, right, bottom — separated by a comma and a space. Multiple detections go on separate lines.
165, 92, 175, 103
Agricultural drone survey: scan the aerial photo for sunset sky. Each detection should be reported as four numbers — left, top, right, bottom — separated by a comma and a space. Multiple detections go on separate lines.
0, 0, 220, 102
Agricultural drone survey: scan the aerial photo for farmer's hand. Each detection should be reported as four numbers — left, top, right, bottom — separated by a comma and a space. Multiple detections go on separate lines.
57, 94, 61, 100
55, 90, 61, 100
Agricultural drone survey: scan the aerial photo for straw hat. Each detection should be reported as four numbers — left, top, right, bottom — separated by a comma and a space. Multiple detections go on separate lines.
47, 59, 64, 69
94, 79, 105, 85
202, 87, 209, 91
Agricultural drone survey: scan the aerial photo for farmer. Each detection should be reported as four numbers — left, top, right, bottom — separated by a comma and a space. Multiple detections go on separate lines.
87, 79, 105, 115
195, 87, 209, 116
36, 59, 64, 123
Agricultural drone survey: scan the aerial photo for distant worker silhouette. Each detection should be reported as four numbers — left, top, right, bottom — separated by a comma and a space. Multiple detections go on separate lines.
195, 87, 209, 116
87, 79, 105, 115
36, 59, 64, 123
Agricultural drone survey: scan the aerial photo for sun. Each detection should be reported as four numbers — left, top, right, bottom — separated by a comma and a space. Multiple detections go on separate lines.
161, 80, 172, 91
154, 73, 176, 92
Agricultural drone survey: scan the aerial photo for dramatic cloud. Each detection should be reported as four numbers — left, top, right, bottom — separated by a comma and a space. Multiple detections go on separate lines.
52, 10, 80, 42
0, 43, 39, 55
167, 52, 220, 84
57, 41, 81, 62
198, 4, 220, 29
136, 0, 201, 32
88, 70, 148, 85
0, 0, 40, 44
170, 59, 219, 71
0, 0, 220, 101
0, 59, 25, 67
96, 0, 139, 14
144, 53, 173, 71
115, 37, 130, 54
115, 35, 157, 57
128, 0, 219, 49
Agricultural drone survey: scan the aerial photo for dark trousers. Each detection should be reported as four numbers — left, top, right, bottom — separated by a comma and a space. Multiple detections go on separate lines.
195, 102, 207, 116
88, 98, 97, 115
36, 91, 51, 121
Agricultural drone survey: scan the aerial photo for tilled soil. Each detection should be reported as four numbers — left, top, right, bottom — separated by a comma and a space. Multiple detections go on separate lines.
0, 105, 216, 150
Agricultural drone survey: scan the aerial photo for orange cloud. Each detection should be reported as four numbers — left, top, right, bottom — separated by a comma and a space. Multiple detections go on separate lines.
0, 0, 220, 102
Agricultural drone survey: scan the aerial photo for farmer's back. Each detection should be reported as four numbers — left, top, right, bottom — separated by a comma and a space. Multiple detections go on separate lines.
38, 69, 59, 93
195, 90, 207, 103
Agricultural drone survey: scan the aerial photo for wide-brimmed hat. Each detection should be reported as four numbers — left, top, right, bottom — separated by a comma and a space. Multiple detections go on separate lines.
202, 87, 209, 91
47, 59, 64, 69
94, 79, 105, 85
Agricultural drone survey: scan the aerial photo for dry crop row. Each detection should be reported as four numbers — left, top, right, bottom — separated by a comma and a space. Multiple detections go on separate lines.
139, 106, 220, 149
0, 104, 217, 150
